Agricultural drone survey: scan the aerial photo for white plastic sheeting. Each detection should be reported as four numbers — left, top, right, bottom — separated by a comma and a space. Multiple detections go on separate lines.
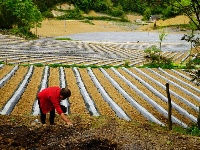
73, 67, 100, 116
0, 65, 19, 88
158, 68, 200, 93
0, 65, 34, 115
32, 66, 49, 116
134, 67, 199, 112
100, 68, 165, 126
59, 66, 70, 114
0, 64, 4, 69
149, 68, 200, 103
123, 67, 197, 123
113, 67, 187, 128
87, 68, 131, 121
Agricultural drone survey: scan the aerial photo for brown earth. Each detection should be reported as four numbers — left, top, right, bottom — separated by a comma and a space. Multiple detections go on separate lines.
31, 19, 132, 37
31, 14, 190, 37
0, 114, 200, 150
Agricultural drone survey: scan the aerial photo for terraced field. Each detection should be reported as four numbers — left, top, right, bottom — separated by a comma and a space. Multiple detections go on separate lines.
0, 33, 200, 149
0, 33, 199, 127
0, 34, 193, 66
0, 64, 199, 128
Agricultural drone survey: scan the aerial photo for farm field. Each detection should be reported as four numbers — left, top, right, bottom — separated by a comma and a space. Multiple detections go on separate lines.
0, 33, 199, 149
0, 64, 200, 149
0, 34, 193, 66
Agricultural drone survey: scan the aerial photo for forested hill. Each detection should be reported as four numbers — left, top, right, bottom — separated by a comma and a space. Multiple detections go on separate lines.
0, 0, 199, 38
32, 0, 185, 19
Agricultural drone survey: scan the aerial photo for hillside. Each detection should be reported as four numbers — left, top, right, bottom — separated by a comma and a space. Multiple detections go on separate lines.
1, 114, 200, 150
1, 3, 199, 150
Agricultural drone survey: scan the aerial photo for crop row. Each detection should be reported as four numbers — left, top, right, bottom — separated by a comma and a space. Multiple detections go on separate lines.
0, 65, 199, 128
0, 34, 192, 66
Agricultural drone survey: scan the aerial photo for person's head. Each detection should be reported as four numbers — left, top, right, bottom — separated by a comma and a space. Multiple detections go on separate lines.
60, 105, 67, 113
60, 87, 71, 100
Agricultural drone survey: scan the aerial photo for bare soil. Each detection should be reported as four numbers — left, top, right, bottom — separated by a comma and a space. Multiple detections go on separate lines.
0, 114, 200, 150
31, 15, 190, 37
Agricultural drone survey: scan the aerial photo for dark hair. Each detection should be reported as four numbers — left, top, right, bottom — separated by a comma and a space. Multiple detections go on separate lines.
60, 88, 71, 99
60, 105, 67, 113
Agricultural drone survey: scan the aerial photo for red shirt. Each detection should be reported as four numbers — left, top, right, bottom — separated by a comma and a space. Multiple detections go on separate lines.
38, 86, 63, 115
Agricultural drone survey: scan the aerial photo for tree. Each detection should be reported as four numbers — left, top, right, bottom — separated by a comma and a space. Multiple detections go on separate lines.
169, 0, 200, 30
0, 0, 43, 35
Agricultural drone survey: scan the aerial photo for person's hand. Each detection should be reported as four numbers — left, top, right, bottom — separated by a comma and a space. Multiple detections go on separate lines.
66, 121, 73, 126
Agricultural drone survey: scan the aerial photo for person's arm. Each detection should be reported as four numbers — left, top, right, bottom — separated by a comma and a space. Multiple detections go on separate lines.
60, 113, 73, 125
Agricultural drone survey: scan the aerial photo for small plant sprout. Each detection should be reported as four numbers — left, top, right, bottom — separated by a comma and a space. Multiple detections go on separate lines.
159, 28, 168, 61
124, 60, 130, 67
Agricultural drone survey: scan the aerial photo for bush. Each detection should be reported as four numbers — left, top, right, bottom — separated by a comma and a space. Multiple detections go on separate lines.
108, 5, 124, 17
143, 7, 151, 21
34, 63, 44, 67
57, 7, 83, 20
143, 45, 174, 68
187, 123, 200, 137
124, 60, 130, 67
42, 11, 54, 18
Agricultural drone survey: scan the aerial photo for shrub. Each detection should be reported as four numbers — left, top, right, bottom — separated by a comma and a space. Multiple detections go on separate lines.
34, 63, 44, 67
143, 7, 151, 21
143, 45, 174, 68
42, 11, 54, 18
186, 123, 200, 137
108, 5, 124, 17
57, 7, 83, 20
124, 60, 130, 67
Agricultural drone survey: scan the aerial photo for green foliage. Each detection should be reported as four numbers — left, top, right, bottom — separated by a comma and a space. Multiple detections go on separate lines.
85, 16, 128, 22
172, 125, 187, 135
140, 62, 174, 69
124, 60, 130, 67
55, 37, 72, 40
80, 19, 95, 25
32, 0, 66, 13
162, 5, 173, 19
143, 7, 151, 21
0, 0, 42, 38
172, 0, 200, 30
34, 63, 44, 67
186, 123, 200, 137
144, 45, 161, 62
57, 7, 83, 20
42, 11, 54, 18
10, 28, 37, 39
182, 30, 200, 70
159, 28, 168, 51
48, 63, 62, 68
143, 45, 175, 69
108, 5, 124, 17
186, 57, 200, 69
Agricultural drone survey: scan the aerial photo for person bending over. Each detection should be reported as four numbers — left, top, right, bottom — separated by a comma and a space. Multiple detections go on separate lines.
37, 86, 72, 125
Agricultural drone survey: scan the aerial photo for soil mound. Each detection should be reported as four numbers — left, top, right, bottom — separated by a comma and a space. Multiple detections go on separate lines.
0, 115, 199, 150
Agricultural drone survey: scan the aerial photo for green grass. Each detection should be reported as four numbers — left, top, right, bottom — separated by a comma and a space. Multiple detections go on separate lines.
80, 19, 95, 25
55, 37, 72, 40
16, 63, 132, 69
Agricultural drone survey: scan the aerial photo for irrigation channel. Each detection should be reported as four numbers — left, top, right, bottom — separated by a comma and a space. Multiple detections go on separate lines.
0, 65, 199, 128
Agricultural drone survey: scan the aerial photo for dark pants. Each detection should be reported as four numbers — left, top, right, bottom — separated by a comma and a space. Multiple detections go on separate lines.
38, 98, 55, 125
